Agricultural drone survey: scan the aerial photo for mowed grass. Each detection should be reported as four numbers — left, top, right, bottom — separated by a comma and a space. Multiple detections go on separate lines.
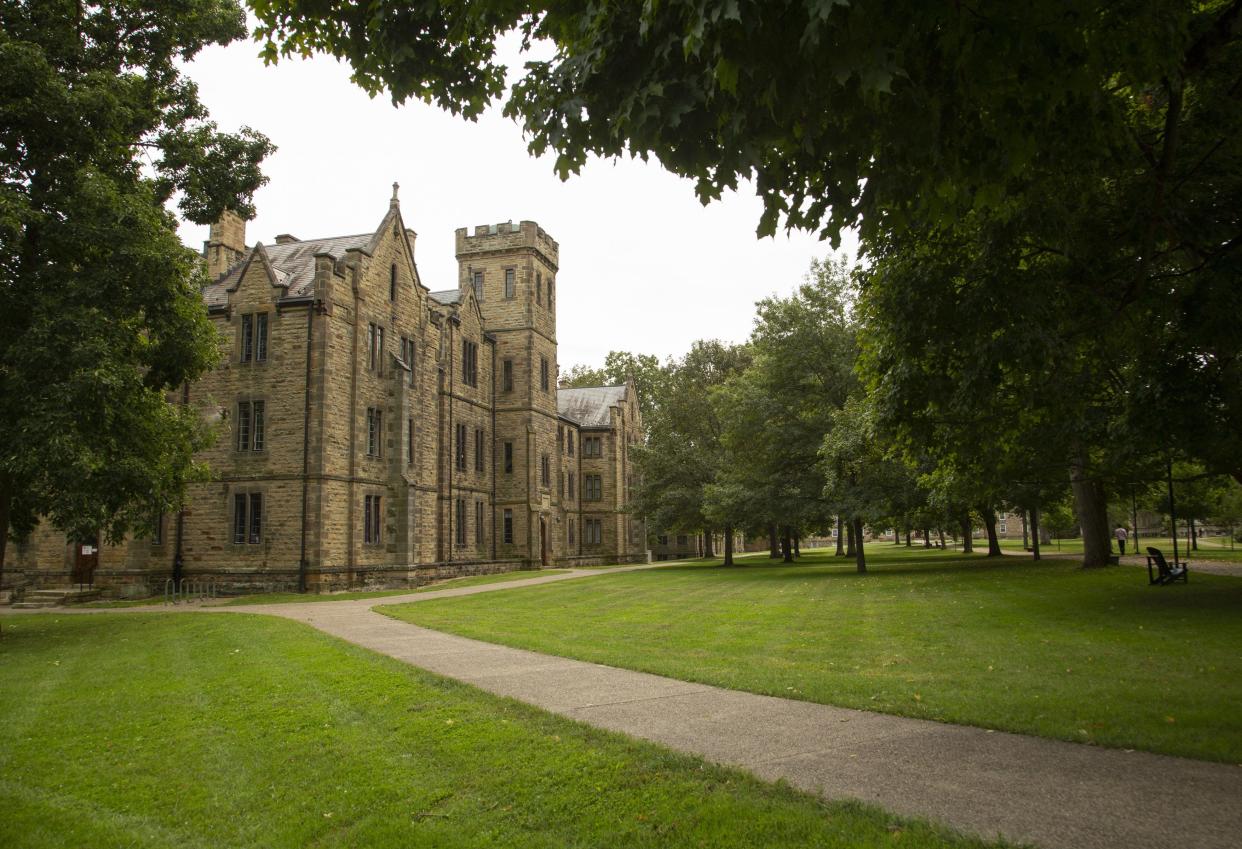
0, 613, 1006, 849
381, 547, 1242, 763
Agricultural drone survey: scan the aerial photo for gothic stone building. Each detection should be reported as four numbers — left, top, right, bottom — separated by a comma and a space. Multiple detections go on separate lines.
10, 190, 646, 594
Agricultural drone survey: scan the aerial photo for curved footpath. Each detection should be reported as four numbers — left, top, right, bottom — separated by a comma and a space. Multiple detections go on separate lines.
7, 563, 1242, 849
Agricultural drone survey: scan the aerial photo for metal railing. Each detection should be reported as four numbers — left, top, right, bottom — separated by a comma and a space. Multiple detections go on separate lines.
163, 577, 217, 605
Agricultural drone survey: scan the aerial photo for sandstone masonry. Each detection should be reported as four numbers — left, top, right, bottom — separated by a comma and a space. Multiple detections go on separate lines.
10, 190, 646, 595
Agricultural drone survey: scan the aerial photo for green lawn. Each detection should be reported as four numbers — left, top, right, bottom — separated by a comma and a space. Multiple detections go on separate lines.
381, 546, 1242, 763
0, 614, 1002, 849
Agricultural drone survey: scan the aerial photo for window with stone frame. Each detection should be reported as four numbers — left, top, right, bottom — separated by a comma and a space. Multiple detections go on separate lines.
368, 323, 384, 374
390, 264, 398, 302
366, 407, 382, 457
502, 358, 514, 392
152, 512, 164, 545
407, 418, 414, 467
504, 441, 513, 474
568, 472, 575, 499
474, 428, 485, 472
504, 268, 515, 299
364, 494, 382, 544
455, 423, 467, 471
583, 435, 603, 457
255, 313, 268, 362
547, 277, 554, 309
472, 270, 484, 302
475, 500, 484, 545
232, 492, 263, 545
569, 518, 575, 545
585, 518, 602, 545
536, 272, 542, 304
240, 313, 269, 364
540, 357, 549, 392
400, 336, 416, 386
241, 313, 253, 362
585, 474, 602, 501
236, 400, 265, 452
455, 498, 467, 546
540, 453, 550, 489
461, 339, 478, 387
503, 509, 513, 544
567, 431, 575, 456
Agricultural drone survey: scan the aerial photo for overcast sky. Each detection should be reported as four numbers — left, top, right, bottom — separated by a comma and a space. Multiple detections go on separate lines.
179, 29, 856, 369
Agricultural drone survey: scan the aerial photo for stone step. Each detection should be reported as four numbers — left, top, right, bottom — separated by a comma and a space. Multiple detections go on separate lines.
11, 601, 58, 609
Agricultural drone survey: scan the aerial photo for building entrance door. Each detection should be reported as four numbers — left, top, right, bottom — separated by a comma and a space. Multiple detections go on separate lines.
539, 518, 548, 567
72, 536, 99, 586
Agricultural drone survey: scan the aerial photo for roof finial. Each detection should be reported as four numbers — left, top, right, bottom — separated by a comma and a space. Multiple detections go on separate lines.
390, 181, 400, 208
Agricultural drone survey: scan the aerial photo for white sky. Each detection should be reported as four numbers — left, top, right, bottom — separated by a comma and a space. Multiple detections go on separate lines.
179, 30, 856, 369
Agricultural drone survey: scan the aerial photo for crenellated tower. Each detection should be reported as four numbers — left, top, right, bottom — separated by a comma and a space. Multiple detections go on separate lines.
456, 221, 562, 564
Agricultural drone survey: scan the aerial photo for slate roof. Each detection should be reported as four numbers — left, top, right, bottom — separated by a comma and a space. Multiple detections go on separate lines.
558, 385, 628, 428
428, 289, 463, 305
203, 232, 381, 309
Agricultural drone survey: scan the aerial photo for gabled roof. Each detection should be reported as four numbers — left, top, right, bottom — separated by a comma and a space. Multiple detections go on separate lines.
558, 385, 628, 428
204, 232, 373, 308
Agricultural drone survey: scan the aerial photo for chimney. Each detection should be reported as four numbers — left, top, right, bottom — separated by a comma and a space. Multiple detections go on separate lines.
274, 234, 299, 245
204, 210, 247, 278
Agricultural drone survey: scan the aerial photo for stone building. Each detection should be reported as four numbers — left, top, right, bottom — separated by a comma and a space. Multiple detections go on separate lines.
9, 189, 646, 595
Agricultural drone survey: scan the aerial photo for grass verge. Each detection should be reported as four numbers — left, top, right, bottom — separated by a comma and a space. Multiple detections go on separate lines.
0, 613, 1005, 849
381, 546, 1242, 763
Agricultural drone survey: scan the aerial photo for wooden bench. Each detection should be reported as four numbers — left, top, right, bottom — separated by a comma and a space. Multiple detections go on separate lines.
1145, 547, 1189, 585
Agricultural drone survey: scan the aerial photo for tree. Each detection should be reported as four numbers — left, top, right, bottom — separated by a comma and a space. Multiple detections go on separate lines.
254, 0, 1242, 493
714, 256, 858, 556
631, 340, 749, 557
0, 1, 274, 590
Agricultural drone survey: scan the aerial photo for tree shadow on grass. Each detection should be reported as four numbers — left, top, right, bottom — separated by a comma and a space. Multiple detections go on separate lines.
645, 555, 1038, 581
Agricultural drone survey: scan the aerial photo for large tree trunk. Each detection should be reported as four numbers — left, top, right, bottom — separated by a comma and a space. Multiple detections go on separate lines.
793, 533, 800, 559
1030, 507, 1042, 561
938, 527, 946, 548
703, 528, 714, 558
853, 517, 866, 573
1190, 518, 1197, 551
959, 516, 974, 553
846, 520, 856, 556
904, 527, 912, 547
1070, 461, 1112, 567
723, 525, 734, 566
835, 516, 845, 556
1022, 512, 1029, 550
768, 524, 780, 559
781, 526, 793, 562
979, 506, 1003, 557
922, 527, 931, 548
0, 485, 10, 603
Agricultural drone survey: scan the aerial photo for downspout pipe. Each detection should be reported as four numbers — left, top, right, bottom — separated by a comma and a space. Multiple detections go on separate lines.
488, 334, 498, 560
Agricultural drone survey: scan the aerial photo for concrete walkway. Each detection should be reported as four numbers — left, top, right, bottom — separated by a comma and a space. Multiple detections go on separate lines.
196, 565, 1242, 849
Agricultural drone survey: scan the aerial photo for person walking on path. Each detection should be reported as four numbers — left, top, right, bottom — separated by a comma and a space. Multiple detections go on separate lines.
1115, 525, 1129, 555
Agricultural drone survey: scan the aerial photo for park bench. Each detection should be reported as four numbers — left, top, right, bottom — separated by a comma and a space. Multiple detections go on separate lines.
1145, 547, 1189, 586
